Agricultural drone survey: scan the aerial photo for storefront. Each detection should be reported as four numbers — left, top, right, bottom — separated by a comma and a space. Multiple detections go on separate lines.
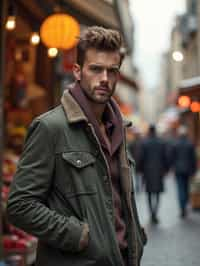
0, 2, 47, 262
178, 77, 200, 147
177, 78, 200, 209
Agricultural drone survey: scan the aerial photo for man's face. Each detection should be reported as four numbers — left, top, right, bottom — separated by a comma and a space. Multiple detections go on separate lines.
73, 48, 121, 104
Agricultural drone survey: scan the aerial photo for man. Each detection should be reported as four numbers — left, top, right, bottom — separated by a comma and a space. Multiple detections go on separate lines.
172, 125, 197, 218
139, 124, 168, 224
7, 26, 146, 266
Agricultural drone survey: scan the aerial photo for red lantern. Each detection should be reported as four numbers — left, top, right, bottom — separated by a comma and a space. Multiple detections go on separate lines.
190, 101, 200, 112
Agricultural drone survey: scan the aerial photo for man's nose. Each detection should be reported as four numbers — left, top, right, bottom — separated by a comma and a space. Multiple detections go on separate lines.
101, 69, 109, 82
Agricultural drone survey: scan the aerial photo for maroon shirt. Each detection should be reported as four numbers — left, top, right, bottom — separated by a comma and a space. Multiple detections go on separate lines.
69, 83, 128, 252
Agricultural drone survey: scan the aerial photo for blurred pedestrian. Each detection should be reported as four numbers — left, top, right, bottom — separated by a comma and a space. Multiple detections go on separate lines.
128, 127, 143, 193
140, 124, 168, 224
172, 125, 197, 218
7, 26, 146, 266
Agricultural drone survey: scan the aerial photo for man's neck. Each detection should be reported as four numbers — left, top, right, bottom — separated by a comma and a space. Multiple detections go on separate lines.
87, 100, 106, 125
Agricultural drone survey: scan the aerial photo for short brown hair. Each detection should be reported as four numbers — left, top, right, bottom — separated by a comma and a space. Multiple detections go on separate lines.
77, 26, 124, 66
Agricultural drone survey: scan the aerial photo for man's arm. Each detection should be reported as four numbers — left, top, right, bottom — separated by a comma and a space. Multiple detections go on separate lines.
7, 119, 89, 253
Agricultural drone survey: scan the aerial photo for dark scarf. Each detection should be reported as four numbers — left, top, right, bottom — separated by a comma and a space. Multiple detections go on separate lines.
69, 82, 123, 155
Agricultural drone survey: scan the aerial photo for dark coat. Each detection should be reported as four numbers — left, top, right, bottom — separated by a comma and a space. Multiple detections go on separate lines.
128, 139, 142, 173
7, 90, 146, 266
172, 136, 197, 176
140, 136, 168, 193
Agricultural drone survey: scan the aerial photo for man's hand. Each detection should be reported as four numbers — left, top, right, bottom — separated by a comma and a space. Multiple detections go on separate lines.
78, 223, 89, 251
141, 227, 147, 245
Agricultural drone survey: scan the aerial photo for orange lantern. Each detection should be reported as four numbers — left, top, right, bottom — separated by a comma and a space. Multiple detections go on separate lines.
40, 13, 80, 50
190, 101, 200, 112
178, 95, 191, 108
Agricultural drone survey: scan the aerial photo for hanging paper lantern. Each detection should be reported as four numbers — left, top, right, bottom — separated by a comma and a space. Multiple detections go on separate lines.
40, 13, 80, 50
190, 101, 200, 112
178, 95, 191, 108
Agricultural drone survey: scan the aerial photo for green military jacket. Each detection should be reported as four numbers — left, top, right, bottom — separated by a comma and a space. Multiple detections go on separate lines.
7, 90, 146, 266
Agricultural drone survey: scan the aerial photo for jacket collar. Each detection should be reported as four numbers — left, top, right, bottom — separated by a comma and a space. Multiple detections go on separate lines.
61, 85, 132, 129
61, 88, 88, 123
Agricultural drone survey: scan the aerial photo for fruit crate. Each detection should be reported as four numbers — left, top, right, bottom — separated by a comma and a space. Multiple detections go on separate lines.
3, 235, 37, 266
4, 244, 36, 266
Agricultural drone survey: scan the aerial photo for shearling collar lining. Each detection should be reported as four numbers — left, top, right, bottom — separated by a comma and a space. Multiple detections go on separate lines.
61, 89, 88, 123
61, 87, 132, 128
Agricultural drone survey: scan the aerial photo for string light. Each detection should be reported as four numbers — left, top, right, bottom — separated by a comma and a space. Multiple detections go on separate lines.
6, 16, 16, 31
172, 51, 184, 62
48, 48, 58, 58
30, 32, 40, 45
6, 3, 17, 31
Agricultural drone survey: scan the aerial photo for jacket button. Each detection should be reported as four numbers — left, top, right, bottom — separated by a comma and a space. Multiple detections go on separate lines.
76, 159, 82, 165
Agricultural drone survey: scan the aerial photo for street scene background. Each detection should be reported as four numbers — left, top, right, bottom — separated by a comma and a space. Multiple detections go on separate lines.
137, 175, 200, 266
0, 0, 200, 265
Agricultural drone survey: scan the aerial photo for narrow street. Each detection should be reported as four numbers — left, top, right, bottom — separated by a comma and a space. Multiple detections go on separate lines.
136, 175, 200, 266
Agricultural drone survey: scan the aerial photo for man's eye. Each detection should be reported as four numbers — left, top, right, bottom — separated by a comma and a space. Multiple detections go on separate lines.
90, 66, 102, 73
108, 68, 119, 75
89, 66, 119, 75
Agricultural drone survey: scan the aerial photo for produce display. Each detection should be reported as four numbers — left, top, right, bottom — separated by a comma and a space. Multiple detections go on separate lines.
2, 148, 37, 266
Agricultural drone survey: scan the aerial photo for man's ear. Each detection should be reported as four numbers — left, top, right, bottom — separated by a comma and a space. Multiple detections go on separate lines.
73, 63, 81, 81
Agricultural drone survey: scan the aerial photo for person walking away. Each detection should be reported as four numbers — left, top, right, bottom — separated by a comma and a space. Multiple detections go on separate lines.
128, 127, 143, 193
172, 125, 197, 218
140, 124, 168, 224
7, 26, 146, 266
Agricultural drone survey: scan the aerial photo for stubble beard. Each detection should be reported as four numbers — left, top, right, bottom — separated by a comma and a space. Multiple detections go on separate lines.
81, 82, 116, 104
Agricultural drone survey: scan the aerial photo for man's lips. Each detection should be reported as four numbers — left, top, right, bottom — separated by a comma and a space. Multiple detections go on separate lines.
95, 86, 110, 93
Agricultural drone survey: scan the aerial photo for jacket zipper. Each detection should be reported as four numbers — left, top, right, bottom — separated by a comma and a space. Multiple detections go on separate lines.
87, 123, 124, 266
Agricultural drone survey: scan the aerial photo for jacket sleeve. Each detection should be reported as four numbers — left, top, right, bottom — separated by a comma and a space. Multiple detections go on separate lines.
7, 118, 88, 253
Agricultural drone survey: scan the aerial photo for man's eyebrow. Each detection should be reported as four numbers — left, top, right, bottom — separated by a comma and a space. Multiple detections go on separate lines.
89, 64, 119, 68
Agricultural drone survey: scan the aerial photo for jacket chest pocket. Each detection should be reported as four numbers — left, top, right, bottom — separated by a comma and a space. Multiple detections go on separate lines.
60, 151, 98, 198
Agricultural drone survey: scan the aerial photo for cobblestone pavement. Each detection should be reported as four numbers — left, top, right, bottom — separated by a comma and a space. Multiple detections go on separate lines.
135, 174, 200, 266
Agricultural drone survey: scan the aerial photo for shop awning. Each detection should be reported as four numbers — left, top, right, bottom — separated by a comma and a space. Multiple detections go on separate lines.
16, 0, 119, 29
61, 0, 119, 29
